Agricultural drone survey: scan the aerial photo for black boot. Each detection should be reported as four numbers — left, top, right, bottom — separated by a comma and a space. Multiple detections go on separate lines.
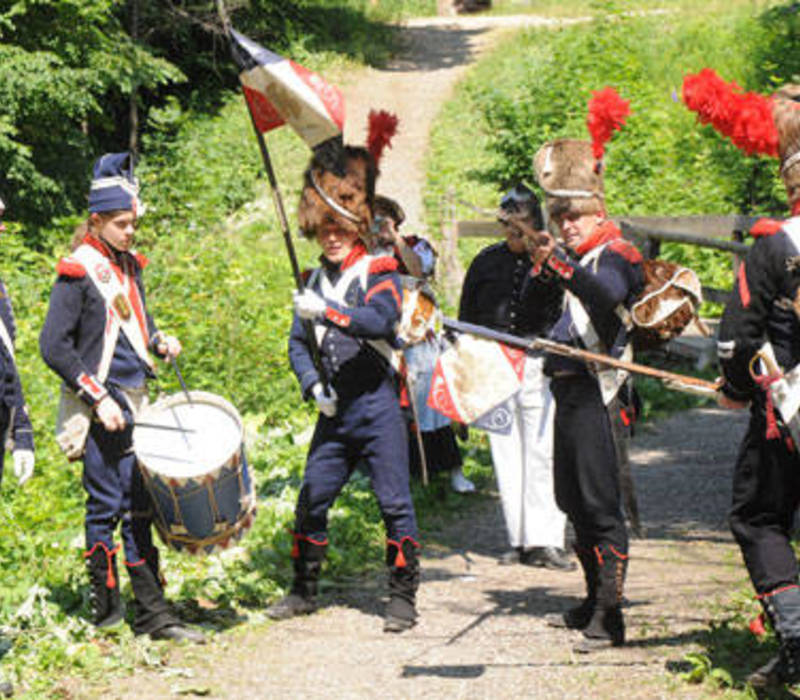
267, 533, 327, 620
126, 560, 205, 643
84, 543, 124, 628
546, 544, 597, 629
748, 585, 800, 687
573, 545, 626, 652
384, 537, 420, 633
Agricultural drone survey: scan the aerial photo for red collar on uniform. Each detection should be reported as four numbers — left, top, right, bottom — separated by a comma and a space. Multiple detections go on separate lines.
340, 241, 368, 271
574, 219, 622, 256
82, 233, 115, 260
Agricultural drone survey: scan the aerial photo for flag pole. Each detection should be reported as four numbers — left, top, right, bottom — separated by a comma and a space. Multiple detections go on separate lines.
240, 88, 331, 391
219, 1, 329, 390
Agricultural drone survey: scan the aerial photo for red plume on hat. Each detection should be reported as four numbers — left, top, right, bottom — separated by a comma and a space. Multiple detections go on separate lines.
586, 87, 631, 162
682, 68, 779, 157
367, 109, 399, 167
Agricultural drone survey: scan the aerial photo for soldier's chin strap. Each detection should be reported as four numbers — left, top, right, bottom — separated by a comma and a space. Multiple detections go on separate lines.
309, 170, 363, 224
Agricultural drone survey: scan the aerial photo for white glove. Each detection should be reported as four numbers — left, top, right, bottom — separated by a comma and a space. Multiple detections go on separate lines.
156, 334, 182, 360
12, 450, 34, 486
95, 395, 126, 432
293, 289, 327, 320
311, 383, 338, 418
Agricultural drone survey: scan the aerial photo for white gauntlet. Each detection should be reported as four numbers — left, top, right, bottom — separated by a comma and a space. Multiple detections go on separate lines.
293, 289, 327, 320
12, 450, 34, 486
311, 383, 338, 418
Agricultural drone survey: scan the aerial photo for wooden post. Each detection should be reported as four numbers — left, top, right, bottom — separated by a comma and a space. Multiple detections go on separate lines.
440, 187, 465, 308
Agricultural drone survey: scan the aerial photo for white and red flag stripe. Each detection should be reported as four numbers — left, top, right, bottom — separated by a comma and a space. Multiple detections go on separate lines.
428, 334, 525, 434
231, 29, 344, 148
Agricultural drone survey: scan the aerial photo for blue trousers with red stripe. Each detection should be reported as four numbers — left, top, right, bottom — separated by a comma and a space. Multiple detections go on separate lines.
295, 378, 418, 542
82, 398, 154, 566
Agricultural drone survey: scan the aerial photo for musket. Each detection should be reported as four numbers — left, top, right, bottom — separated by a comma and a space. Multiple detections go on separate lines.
442, 318, 721, 397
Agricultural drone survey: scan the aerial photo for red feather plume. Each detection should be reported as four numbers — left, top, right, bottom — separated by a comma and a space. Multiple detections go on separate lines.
682, 68, 779, 158
586, 87, 631, 161
367, 109, 399, 166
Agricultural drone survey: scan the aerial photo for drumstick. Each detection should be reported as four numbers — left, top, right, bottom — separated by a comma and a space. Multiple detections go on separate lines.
134, 421, 197, 434
170, 356, 193, 404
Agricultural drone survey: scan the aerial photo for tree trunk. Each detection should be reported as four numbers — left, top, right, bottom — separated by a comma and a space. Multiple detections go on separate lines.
128, 0, 140, 157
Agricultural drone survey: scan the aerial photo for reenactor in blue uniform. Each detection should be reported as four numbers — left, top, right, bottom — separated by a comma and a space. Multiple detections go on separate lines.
0, 195, 34, 491
0, 194, 35, 699
267, 144, 421, 633
39, 153, 203, 642
531, 136, 644, 652
684, 73, 800, 688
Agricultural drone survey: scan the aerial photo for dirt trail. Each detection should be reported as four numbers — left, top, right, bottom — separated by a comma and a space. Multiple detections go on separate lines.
86, 15, 752, 700
103, 407, 746, 700
342, 14, 564, 233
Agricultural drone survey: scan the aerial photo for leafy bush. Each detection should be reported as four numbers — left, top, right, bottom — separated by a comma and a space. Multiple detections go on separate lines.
426, 2, 794, 315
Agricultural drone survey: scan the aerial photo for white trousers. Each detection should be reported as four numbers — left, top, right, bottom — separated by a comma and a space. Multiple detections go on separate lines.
488, 355, 565, 549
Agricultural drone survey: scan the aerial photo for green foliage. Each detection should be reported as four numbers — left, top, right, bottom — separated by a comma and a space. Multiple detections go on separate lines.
424, 1, 793, 328
0, 0, 430, 236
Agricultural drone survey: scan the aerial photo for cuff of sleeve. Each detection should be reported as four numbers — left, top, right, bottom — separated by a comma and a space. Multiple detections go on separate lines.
530, 256, 555, 279
300, 371, 320, 400
12, 430, 33, 451
324, 303, 352, 328
546, 251, 575, 280
75, 372, 108, 407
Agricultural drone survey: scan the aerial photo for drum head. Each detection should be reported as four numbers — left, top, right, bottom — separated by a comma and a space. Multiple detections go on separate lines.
133, 391, 243, 480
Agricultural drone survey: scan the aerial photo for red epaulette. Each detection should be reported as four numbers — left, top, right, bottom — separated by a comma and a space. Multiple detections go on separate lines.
133, 251, 149, 269
56, 258, 86, 278
750, 218, 784, 237
301, 268, 313, 284
368, 256, 399, 275
608, 238, 643, 264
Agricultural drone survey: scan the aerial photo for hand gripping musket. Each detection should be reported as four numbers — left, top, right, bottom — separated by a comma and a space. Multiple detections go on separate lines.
749, 342, 800, 446
442, 318, 722, 398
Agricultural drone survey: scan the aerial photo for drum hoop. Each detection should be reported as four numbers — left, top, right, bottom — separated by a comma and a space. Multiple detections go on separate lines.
133, 390, 243, 479
153, 503, 257, 552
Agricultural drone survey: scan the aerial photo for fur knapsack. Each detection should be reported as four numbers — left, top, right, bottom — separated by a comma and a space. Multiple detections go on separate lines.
630, 259, 706, 350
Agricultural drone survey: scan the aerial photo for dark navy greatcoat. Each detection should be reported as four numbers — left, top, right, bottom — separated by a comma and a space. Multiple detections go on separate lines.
39, 235, 163, 565
288, 242, 418, 542
534, 221, 644, 557
718, 215, 800, 594
0, 279, 34, 484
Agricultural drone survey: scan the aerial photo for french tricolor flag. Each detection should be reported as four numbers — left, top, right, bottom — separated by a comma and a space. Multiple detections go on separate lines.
230, 29, 345, 148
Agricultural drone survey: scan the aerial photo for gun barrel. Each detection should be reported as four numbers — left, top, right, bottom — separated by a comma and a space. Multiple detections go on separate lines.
442, 317, 720, 395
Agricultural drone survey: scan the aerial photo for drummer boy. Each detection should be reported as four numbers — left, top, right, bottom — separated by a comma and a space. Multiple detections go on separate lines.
39, 152, 204, 642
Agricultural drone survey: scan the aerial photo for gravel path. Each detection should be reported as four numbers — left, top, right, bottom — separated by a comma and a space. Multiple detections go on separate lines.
95, 406, 749, 700
341, 14, 566, 232
77, 16, 756, 700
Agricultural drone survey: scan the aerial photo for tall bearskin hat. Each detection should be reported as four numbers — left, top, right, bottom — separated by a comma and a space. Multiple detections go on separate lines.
533, 87, 630, 220
682, 69, 800, 207
297, 109, 398, 240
